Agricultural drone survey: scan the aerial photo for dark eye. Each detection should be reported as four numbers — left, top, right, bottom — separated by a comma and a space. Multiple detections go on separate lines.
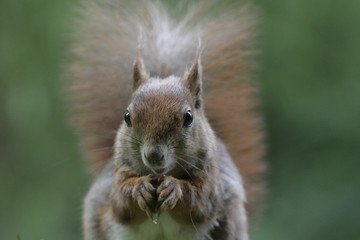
124, 110, 132, 127
183, 110, 193, 127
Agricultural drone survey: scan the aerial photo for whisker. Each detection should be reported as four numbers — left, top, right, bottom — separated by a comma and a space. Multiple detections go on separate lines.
175, 162, 193, 180
114, 152, 141, 157
118, 131, 143, 144
147, 166, 159, 176
205, 232, 212, 240
173, 146, 220, 154
83, 131, 116, 139
175, 151, 233, 177
90, 147, 114, 152
124, 139, 142, 147
175, 151, 208, 164
175, 156, 209, 177
120, 139, 141, 147
113, 153, 141, 162
90, 146, 136, 153
189, 212, 199, 234
114, 146, 138, 150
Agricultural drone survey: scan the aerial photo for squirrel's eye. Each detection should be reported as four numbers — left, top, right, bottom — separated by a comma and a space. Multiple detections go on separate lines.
124, 110, 132, 127
183, 110, 193, 127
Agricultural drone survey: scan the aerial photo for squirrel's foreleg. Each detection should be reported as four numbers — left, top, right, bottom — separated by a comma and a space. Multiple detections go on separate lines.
110, 170, 155, 225
163, 175, 217, 226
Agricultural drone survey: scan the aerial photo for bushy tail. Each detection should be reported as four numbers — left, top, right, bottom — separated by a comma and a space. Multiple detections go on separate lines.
67, 0, 265, 220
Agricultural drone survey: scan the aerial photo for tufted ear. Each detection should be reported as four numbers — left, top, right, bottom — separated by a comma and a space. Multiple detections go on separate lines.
133, 47, 148, 91
183, 45, 203, 108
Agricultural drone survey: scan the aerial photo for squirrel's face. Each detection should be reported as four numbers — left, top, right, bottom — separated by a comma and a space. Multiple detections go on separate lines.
116, 76, 199, 175
114, 50, 204, 175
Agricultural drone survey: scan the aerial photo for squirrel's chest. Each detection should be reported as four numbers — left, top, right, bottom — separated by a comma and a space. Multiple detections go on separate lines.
109, 213, 203, 240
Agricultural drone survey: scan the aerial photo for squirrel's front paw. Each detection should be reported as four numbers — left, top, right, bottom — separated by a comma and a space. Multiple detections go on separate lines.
156, 176, 183, 214
131, 176, 156, 217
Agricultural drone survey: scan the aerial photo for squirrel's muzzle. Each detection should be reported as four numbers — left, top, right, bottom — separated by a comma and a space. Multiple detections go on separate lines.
143, 149, 165, 169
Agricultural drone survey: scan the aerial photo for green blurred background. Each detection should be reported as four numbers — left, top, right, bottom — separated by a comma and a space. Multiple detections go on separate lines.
1, 0, 359, 239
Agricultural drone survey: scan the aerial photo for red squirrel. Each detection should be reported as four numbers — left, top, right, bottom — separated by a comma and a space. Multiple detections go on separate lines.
67, 1, 265, 239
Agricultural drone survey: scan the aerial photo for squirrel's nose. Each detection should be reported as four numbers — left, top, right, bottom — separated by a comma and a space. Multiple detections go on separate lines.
144, 150, 164, 168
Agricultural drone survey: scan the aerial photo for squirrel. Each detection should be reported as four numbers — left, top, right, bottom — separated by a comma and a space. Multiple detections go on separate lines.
67, 1, 265, 239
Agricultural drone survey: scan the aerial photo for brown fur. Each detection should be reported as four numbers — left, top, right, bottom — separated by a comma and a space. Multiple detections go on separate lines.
110, 170, 151, 225
168, 174, 217, 226
67, 0, 265, 228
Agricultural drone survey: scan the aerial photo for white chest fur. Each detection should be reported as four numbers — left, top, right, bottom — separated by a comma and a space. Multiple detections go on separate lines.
109, 213, 207, 240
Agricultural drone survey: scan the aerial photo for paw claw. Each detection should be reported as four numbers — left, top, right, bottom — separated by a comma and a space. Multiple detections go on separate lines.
132, 175, 159, 214
156, 177, 182, 213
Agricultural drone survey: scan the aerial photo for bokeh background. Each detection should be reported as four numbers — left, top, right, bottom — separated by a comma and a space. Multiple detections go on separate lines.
1, 0, 359, 239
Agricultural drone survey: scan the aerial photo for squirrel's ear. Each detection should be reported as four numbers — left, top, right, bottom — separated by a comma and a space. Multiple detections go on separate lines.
183, 45, 203, 108
133, 48, 148, 91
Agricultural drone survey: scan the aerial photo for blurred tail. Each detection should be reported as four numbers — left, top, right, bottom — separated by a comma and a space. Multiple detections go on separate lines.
67, 0, 265, 220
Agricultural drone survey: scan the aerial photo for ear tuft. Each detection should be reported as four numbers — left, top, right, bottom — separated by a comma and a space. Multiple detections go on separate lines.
133, 46, 148, 91
183, 43, 203, 108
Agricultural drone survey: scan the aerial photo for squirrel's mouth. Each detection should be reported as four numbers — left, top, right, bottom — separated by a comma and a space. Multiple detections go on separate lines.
142, 160, 167, 175
154, 168, 166, 175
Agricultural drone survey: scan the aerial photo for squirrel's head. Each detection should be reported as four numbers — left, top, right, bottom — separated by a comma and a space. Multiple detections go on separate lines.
114, 48, 208, 175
